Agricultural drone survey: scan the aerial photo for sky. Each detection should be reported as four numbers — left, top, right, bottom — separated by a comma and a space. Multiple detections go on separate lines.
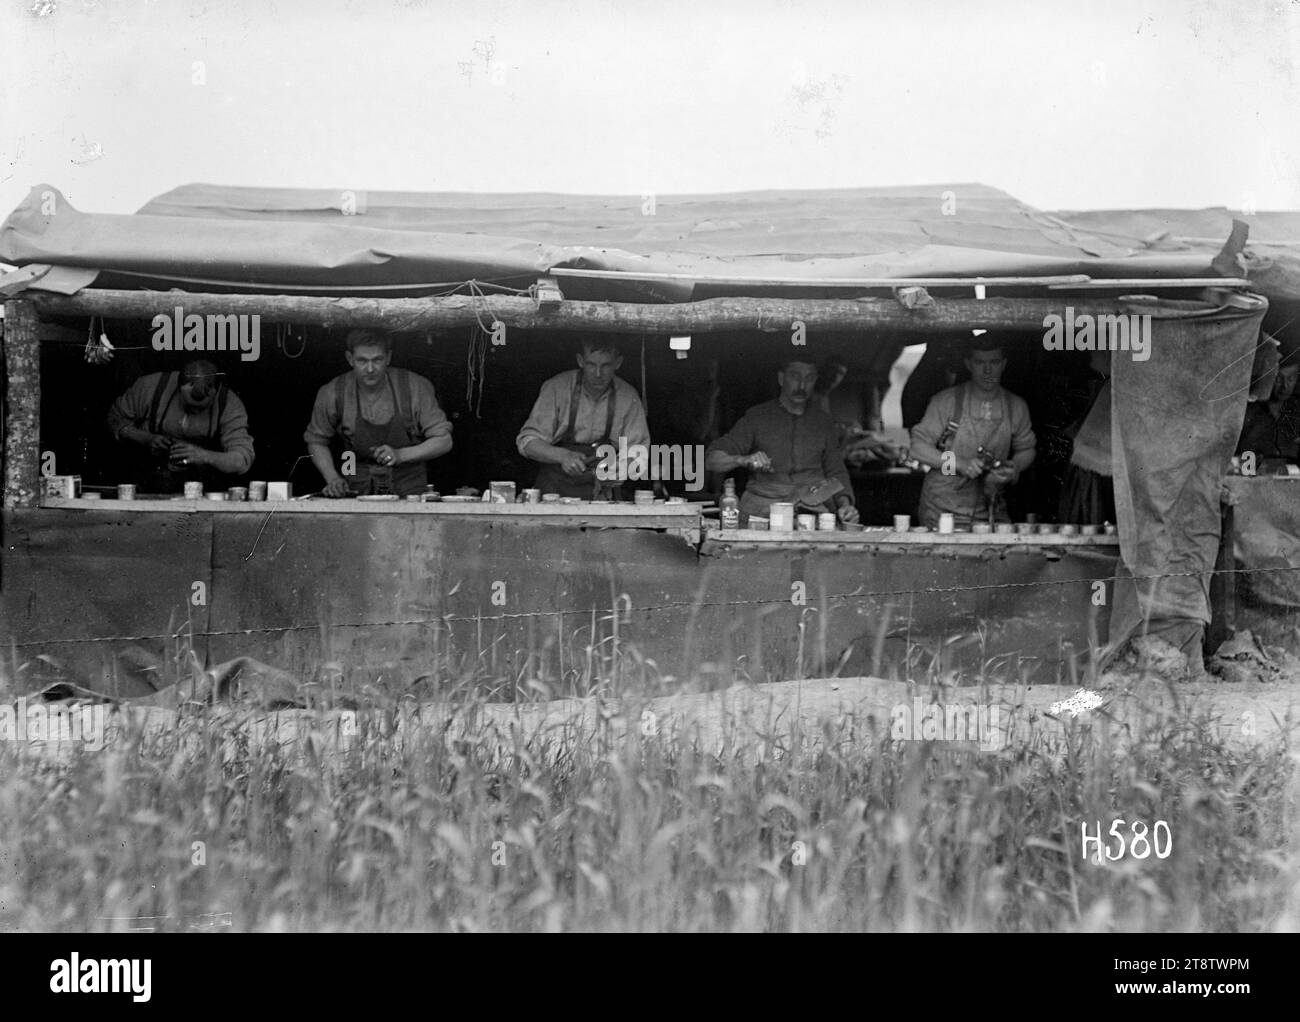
1, 0, 1298, 218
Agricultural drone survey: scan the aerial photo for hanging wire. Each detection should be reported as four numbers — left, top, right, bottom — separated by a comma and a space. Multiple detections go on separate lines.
640, 334, 648, 417
279, 322, 307, 359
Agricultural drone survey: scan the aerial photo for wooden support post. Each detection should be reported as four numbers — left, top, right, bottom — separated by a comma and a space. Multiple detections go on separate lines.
2, 300, 41, 509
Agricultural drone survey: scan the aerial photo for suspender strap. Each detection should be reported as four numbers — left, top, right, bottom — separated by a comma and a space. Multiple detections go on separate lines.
147, 372, 176, 435
210, 384, 228, 442
392, 369, 419, 443
604, 378, 617, 440
560, 371, 618, 444
335, 371, 422, 444
938, 384, 967, 450
560, 371, 583, 443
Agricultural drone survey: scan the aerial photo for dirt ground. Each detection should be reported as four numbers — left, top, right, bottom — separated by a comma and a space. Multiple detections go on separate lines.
7, 666, 1289, 766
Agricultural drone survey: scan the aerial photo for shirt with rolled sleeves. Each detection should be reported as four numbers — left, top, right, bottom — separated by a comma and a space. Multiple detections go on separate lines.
107, 372, 255, 473
706, 399, 854, 505
516, 371, 650, 455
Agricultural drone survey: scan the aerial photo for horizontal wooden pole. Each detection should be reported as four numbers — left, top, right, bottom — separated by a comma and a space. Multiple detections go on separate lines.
22, 288, 1157, 335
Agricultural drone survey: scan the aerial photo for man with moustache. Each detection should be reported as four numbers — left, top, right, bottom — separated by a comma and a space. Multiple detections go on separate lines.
706, 355, 859, 525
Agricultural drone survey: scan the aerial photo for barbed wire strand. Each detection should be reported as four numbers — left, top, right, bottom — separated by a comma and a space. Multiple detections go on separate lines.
9, 562, 1299, 649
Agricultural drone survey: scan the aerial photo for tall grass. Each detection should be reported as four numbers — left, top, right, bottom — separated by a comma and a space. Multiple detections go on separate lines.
1, 681, 1294, 932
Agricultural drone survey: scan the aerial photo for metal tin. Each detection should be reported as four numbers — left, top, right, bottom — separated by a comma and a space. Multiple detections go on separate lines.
1080, 524, 1098, 536
116, 483, 136, 501
1037, 523, 1056, 534
1059, 524, 1078, 536
523, 488, 542, 504
937, 512, 955, 534
249, 481, 268, 501
1015, 523, 1034, 534
227, 487, 248, 502
818, 512, 837, 531
205, 491, 227, 501
43, 475, 82, 499
406, 494, 421, 501
542, 493, 561, 503
183, 481, 204, 499
769, 502, 795, 531
995, 523, 1015, 534
749, 516, 769, 531
634, 489, 655, 505
972, 522, 992, 534
267, 482, 292, 501
489, 480, 517, 503
83, 492, 102, 501
893, 514, 911, 532
796, 513, 817, 531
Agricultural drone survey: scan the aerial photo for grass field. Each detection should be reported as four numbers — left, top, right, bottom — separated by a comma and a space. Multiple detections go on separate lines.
2, 675, 1297, 933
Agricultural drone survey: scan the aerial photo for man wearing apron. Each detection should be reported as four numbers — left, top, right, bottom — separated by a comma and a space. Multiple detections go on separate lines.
909, 337, 1036, 529
516, 338, 650, 499
107, 359, 255, 493
305, 330, 453, 497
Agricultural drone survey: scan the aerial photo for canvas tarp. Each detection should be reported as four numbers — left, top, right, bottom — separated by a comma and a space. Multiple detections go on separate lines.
1107, 294, 1270, 660
0, 182, 1242, 302
1223, 476, 1300, 608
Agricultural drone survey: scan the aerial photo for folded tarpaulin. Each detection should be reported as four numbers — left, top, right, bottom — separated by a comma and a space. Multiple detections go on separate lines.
1107, 293, 1271, 663
0, 182, 1230, 301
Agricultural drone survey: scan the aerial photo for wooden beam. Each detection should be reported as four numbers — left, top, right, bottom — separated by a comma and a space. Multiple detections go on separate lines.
549, 267, 1096, 287
3, 299, 41, 509
23, 288, 1167, 336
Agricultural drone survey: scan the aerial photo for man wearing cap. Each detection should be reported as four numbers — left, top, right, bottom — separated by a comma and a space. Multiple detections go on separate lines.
107, 358, 255, 493
305, 330, 453, 497
705, 356, 859, 525
516, 337, 650, 499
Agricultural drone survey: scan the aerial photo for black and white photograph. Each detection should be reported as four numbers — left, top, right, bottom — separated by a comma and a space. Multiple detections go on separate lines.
0, 0, 1296, 984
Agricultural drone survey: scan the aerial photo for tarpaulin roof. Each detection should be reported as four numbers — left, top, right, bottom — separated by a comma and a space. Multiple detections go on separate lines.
1, 181, 1293, 302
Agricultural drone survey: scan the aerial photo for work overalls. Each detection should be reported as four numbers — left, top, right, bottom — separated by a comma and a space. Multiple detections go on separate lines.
532, 372, 620, 499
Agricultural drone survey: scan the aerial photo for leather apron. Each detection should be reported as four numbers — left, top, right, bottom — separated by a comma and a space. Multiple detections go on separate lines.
345, 374, 426, 496
533, 372, 620, 499
918, 384, 1012, 529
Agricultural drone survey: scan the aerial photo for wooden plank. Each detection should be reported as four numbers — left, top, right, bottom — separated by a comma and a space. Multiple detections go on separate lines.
549, 268, 1095, 287
41, 496, 702, 529
702, 527, 1119, 548
24, 288, 1187, 336
1046, 278, 1251, 289
3, 299, 41, 509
